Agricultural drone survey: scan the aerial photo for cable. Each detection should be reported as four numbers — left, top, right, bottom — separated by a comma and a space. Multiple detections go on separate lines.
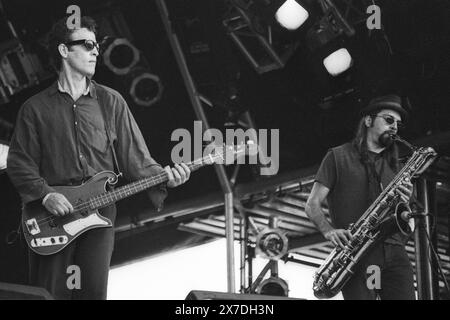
423, 224, 450, 297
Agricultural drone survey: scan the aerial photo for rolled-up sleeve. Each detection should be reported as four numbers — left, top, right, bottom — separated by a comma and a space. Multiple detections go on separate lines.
7, 103, 56, 204
113, 93, 167, 211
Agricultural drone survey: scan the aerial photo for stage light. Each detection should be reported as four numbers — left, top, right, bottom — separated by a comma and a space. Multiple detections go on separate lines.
255, 227, 289, 260
255, 276, 289, 296
129, 69, 163, 107
323, 47, 352, 76
0, 143, 8, 171
223, 0, 307, 73
0, 118, 12, 172
275, 0, 309, 30
101, 37, 163, 107
306, 5, 354, 76
103, 38, 140, 75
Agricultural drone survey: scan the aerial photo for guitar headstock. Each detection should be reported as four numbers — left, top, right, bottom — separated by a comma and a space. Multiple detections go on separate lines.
204, 141, 258, 165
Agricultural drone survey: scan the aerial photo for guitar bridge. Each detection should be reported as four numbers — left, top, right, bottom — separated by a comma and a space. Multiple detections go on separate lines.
25, 218, 41, 235
31, 236, 68, 248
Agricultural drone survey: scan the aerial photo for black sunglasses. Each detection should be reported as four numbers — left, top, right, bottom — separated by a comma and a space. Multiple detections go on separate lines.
65, 39, 100, 52
374, 114, 404, 128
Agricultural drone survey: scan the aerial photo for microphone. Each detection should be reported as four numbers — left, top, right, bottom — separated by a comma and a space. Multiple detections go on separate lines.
400, 210, 424, 221
400, 210, 412, 221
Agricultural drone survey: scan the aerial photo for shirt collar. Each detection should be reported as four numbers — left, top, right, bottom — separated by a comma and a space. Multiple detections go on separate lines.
49, 78, 97, 99
368, 147, 387, 160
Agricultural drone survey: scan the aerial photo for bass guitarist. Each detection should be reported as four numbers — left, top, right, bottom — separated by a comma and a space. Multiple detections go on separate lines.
7, 16, 190, 300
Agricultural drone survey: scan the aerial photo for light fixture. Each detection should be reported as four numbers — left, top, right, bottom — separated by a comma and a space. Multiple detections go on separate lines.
0, 142, 8, 172
275, 0, 310, 30
103, 38, 140, 75
255, 276, 289, 296
224, 0, 305, 73
255, 227, 289, 260
323, 47, 352, 76
129, 69, 163, 107
306, 6, 354, 76
0, 118, 12, 172
101, 37, 163, 107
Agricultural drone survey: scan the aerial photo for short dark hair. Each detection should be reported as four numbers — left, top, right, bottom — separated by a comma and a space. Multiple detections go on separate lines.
47, 16, 97, 71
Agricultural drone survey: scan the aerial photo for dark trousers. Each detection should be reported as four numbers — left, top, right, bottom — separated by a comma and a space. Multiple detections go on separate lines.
342, 242, 416, 300
28, 206, 116, 300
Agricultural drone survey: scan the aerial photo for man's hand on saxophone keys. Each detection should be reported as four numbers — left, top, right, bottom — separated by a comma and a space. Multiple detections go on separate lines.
395, 178, 414, 203
324, 229, 352, 249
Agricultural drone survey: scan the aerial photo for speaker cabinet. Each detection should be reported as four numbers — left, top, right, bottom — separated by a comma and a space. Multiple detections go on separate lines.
186, 290, 304, 300
0, 282, 53, 300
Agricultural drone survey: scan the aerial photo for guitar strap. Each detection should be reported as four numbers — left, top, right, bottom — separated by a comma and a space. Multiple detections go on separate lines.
95, 84, 123, 178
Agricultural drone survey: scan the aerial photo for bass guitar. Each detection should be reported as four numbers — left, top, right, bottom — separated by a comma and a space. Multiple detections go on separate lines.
22, 143, 250, 255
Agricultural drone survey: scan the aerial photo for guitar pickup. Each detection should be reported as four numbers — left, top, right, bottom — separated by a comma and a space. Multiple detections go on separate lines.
25, 218, 41, 235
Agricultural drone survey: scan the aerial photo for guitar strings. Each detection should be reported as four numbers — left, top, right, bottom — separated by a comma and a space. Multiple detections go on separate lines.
33, 172, 169, 225
32, 151, 228, 227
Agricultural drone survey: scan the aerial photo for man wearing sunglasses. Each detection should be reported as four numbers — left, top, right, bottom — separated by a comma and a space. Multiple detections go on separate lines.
7, 16, 191, 299
306, 94, 416, 300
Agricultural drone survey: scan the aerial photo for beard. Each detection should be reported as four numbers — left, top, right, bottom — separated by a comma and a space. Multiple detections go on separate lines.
378, 131, 395, 148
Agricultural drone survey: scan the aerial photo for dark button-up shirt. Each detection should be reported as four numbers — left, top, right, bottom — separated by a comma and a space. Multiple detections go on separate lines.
7, 80, 167, 209
315, 142, 406, 245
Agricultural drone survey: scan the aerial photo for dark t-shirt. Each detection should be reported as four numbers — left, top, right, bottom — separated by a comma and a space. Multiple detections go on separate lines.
315, 142, 406, 245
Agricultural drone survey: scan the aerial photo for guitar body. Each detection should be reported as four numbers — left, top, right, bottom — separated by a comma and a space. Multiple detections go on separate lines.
22, 171, 118, 256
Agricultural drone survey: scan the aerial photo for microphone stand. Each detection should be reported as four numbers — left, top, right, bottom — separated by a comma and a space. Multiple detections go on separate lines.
391, 135, 448, 299
411, 185, 450, 300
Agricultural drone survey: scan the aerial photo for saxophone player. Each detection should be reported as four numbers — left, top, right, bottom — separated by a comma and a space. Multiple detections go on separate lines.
305, 94, 415, 300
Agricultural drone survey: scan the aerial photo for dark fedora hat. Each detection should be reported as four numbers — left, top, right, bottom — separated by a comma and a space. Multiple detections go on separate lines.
360, 94, 408, 120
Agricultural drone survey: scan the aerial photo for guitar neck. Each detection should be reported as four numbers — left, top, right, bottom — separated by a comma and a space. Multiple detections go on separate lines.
88, 155, 215, 210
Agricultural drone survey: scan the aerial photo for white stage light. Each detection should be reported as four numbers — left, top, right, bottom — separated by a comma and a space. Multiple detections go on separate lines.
275, 0, 309, 30
323, 48, 352, 76
0, 143, 9, 171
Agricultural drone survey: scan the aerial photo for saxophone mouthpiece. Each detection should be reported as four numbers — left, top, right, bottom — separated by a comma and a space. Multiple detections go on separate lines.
390, 134, 399, 140
391, 134, 416, 151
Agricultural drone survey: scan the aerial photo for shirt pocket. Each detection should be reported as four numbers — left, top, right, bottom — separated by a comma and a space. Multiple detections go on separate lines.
84, 121, 109, 153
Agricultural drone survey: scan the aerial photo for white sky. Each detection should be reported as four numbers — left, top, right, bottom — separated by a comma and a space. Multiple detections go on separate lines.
107, 238, 343, 300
